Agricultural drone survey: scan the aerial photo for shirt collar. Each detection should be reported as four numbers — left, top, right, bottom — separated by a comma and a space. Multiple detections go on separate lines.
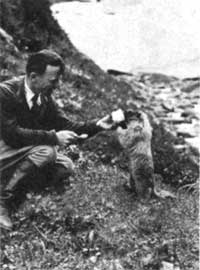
24, 77, 41, 109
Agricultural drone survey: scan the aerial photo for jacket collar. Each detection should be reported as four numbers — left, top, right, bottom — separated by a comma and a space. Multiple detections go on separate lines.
15, 76, 31, 112
16, 76, 26, 103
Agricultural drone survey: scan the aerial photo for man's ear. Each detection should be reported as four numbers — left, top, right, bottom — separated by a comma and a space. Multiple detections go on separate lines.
29, 72, 38, 81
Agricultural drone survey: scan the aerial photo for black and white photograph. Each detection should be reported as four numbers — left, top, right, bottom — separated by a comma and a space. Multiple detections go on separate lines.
0, 0, 199, 269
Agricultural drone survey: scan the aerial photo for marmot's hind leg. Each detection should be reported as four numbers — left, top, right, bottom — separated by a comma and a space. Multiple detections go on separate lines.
134, 174, 153, 201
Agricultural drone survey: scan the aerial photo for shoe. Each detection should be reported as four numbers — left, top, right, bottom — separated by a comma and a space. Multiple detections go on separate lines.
0, 203, 12, 230
49, 165, 71, 185
4, 159, 36, 192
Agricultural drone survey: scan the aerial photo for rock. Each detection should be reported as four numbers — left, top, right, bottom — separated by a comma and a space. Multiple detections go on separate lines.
112, 259, 124, 270
160, 87, 173, 94
181, 109, 198, 120
56, 98, 64, 108
110, 223, 127, 233
26, 193, 32, 199
173, 144, 187, 151
156, 92, 172, 101
185, 137, 200, 153
193, 103, 200, 119
154, 188, 176, 199
174, 264, 181, 270
162, 101, 174, 112
160, 261, 174, 270
88, 230, 95, 244
89, 255, 98, 263
107, 69, 133, 76
139, 73, 176, 85
176, 120, 199, 137
177, 99, 193, 110
141, 253, 154, 266
162, 112, 186, 124
181, 81, 200, 93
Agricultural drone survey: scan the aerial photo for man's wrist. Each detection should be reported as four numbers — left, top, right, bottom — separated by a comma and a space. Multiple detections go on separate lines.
52, 130, 60, 145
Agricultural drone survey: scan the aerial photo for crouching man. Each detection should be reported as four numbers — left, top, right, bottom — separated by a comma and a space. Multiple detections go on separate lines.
0, 50, 113, 230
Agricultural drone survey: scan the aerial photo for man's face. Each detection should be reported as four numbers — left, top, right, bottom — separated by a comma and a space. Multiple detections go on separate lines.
33, 65, 61, 95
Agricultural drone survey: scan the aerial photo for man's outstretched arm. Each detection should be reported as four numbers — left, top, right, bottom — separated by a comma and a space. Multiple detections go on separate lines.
48, 96, 107, 137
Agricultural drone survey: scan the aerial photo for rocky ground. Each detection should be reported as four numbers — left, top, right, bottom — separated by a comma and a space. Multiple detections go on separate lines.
0, 1, 199, 269
123, 73, 199, 162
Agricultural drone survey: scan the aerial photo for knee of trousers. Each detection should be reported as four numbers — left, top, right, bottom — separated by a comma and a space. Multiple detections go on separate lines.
56, 156, 75, 176
28, 145, 57, 168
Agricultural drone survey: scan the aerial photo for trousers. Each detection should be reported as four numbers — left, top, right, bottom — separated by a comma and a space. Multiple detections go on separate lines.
0, 140, 75, 190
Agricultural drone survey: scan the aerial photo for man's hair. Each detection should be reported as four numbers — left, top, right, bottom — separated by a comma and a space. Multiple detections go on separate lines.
26, 49, 65, 76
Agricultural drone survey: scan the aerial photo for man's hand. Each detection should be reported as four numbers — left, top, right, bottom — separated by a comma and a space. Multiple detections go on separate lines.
56, 130, 79, 146
96, 114, 113, 130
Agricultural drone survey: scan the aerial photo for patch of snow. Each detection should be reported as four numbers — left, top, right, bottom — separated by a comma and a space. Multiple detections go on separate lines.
51, 0, 200, 78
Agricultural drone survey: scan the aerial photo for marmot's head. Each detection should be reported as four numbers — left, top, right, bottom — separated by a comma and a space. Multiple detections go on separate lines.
124, 110, 152, 134
116, 110, 152, 149
116, 109, 142, 129
124, 109, 142, 122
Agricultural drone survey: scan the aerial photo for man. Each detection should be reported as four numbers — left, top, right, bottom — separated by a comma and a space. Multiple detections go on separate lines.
0, 49, 114, 230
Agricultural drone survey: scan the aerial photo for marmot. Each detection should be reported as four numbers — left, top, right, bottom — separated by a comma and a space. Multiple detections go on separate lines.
116, 110, 154, 200
99, 109, 175, 200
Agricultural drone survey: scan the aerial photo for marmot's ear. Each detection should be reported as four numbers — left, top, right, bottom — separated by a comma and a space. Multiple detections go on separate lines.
124, 110, 133, 120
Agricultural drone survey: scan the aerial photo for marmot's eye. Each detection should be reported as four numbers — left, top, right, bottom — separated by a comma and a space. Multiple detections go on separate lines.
126, 110, 141, 120
135, 112, 141, 118
134, 126, 142, 132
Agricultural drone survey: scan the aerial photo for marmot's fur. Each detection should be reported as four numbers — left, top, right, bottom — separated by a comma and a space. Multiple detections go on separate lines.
116, 110, 154, 199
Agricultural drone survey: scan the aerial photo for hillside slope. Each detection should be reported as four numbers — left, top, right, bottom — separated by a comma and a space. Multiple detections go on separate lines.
0, 0, 198, 184
0, 1, 199, 269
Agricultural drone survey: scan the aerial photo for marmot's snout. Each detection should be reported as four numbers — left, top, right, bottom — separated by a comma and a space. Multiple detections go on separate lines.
134, 111, 141, 118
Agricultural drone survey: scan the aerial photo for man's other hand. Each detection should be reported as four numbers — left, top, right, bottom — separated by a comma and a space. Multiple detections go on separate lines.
96, 114, 113, 130
56, 130, 79, 146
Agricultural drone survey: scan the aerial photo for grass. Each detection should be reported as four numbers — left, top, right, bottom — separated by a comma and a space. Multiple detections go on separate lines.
0, 1, 199, 268
0, 37, 199, 269
0, 154, 199, 269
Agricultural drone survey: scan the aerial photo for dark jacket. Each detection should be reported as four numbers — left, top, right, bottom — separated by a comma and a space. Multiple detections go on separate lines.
0, 76, 102, 148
